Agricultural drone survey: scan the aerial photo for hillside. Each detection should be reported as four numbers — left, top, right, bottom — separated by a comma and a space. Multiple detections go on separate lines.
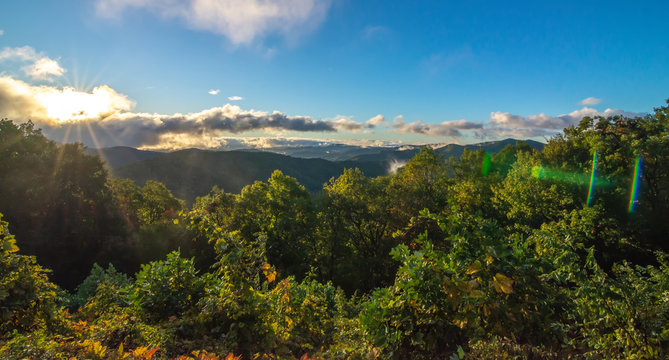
85, 146, 165, 168
112, 150, 388, 203
100, 139, 544, 204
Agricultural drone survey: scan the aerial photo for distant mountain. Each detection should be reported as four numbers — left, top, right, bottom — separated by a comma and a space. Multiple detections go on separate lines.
93, 138, 544, 204
344, 138, 545, 163
232, 138, 544, 162
85, 146, 165, 168
259, 144, 394, 161
111, 150, 388, 204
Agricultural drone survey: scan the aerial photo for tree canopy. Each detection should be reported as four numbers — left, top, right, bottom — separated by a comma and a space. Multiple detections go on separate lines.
1, 99, 669, 359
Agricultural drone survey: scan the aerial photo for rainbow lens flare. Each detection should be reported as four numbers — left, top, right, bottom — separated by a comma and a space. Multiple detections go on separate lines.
628, 156, 642, 213
587, 149, 597, 206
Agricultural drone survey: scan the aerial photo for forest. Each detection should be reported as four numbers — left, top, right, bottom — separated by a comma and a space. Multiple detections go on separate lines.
1, 100, 668, 359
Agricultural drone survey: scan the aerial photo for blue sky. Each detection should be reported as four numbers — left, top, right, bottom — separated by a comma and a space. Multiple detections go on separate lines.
1, 0, 667, 149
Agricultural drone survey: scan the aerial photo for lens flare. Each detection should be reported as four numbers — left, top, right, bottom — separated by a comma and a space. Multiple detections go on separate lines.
628, 156, 642, 213
587, 149, 597, 206
531, 165, 610, 187
482, 152, 491, 176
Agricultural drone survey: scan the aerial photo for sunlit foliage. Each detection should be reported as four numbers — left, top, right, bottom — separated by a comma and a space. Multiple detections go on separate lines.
1, 99, 669, 358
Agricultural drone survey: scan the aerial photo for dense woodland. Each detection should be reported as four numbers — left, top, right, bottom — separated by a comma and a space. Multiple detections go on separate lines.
1, 100, 668, 359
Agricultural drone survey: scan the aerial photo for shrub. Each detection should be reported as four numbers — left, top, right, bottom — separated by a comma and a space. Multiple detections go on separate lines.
0, 213, 61, 335
130, 251, 206, 322
69, 263, 131, 311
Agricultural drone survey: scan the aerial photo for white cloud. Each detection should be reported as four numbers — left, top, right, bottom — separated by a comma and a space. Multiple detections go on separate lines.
208, 89, 220, 95
366, 114, 385, 126
392, 119, 483, 137
579, 97, 602, 106
0, 46, 66, 81
329, 116, 362, 131
0, 46, 39, 61
0, 76, 133, 124
96, 0, 332, 45
228, 95, 243, 101
327, 115, 385, 132
486, 107, 646, 137
24, 57, 66, 81
0, 30, 4, 36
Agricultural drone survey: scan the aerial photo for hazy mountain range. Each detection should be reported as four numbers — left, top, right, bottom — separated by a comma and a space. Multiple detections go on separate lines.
87, 138, 544, 203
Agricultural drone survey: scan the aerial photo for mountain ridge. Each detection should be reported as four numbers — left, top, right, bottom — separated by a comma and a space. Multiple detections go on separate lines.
91, 138, 544, 204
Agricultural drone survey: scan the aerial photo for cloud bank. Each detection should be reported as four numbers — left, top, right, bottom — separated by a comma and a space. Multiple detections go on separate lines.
96, 0, 332, 45
0, 76, 386, 149
392, 119, 483, 137
487, 107, 645, 137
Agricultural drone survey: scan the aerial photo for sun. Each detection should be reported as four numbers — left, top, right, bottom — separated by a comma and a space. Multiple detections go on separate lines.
35, 85, 133, 123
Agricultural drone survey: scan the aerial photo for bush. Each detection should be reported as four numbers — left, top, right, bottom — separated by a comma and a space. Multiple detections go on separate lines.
69, 263, 131, 310
130, 251, 206, 322
0, 213, 61, 335
263, 277, 348, 356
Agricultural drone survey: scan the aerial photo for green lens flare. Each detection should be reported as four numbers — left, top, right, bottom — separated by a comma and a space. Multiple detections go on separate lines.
587, 149, 597, 207
628, 156, 642, 213
482, 152, 491, 176
531, 165, 609, 187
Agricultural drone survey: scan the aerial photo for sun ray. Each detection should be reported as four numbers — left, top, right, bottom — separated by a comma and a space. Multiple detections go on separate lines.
91, 121, 123, 147
51, 124, 73, 177
84, 120, 108, 165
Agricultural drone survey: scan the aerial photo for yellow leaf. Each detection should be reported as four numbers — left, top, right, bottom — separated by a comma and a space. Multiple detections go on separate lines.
485, 254, 494, 265
492, 273, 514, 294
453, 318, 467, 329
132, 346, 149, 357
466, 260, 482, 275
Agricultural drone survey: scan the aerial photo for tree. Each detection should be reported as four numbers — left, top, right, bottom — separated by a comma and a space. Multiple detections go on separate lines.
541, 101, 669, 253
387, 147, 449, 225
318, 168, 396, 292
0, 120, 128, 289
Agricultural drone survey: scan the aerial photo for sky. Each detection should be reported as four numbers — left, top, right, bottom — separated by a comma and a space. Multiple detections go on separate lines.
0, 0, 668, 150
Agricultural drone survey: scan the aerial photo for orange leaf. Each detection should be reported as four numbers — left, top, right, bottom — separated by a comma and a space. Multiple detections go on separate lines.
144, 348, 159, 359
